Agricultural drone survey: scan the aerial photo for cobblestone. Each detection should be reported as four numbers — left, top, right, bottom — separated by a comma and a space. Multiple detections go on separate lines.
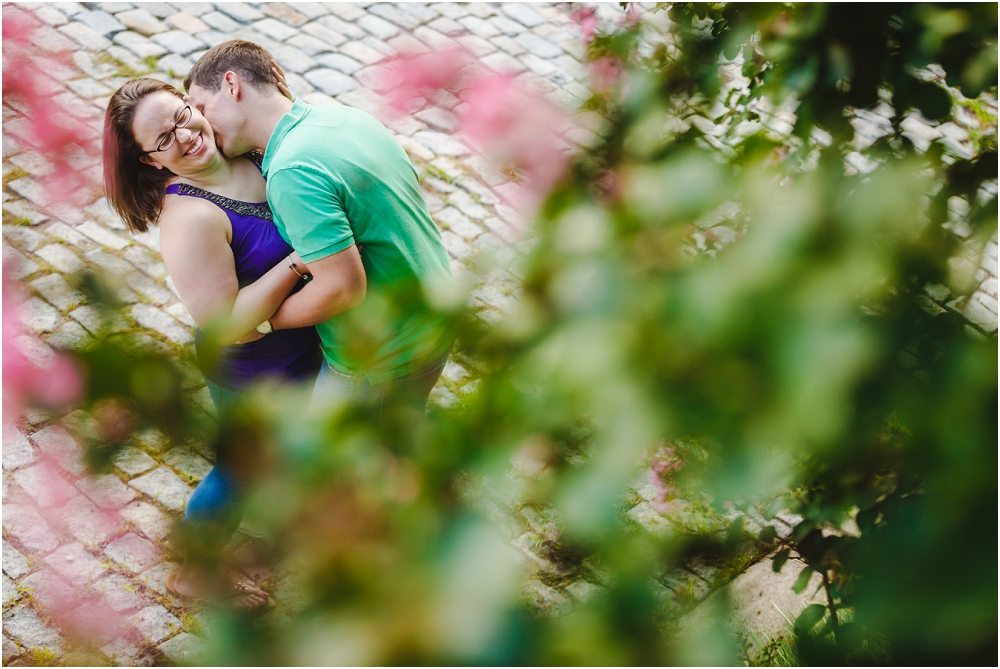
34, 243, 86, 274
2, 503, 60, 554
200, 10, 239, 33
3, 427, 36, 471
304, 67, 358, 96
167, 11, 208, 34
43, 221, 95, 249
120, 500, 173, 542
515, 30, 564, 58
13, 464, 79, 511
92, 574, 146, 613
75, 9, 125, 36
76, 220, 130, 249
34, 4, 69, 27
3, 540, 32, 579
135, 562, 175, 596
3, 606, 65, 654
115, 8, 167, 36
18, 569, 75, 610
4, 224, 49, 257
125, 271, 175, 305
503, 4, 547, 27
112, 445, 158, 476
272, 44, 317, 73
61, 493, 119, 547
130, 303, 194, 344
163, 447, 213, 482
104, 533, 160, 574
315, 52, 362, 74
249, 17, 294, 41
128, 466, 193, 511
77, 472, 139, 509
59, 20, 113, 50
47, 320, 89, 350
30, 425, 87, 476
263, 3, 308, 27
368, 3, 422, 30
29, 273, 86, 311
4, 245, 39, 281
42, 542, 105, 587
214, 2, 264, 24
157, 632, 207, 664
134, 604, 181, 644
151, 29, 205, 55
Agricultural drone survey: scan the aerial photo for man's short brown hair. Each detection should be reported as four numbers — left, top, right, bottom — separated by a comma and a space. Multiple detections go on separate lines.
184, 40, 278, 94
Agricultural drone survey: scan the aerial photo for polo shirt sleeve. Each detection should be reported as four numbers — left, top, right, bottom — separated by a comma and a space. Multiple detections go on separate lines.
267, 166, 355, 263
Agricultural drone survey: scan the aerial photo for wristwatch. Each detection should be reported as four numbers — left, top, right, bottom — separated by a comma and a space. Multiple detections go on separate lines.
255, 319, 273, 335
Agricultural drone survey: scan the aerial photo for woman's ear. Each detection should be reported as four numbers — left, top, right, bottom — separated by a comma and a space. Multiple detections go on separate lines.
139, 154, 164, 170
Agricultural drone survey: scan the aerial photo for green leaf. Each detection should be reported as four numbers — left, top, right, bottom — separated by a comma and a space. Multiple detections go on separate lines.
772, 548, 791, 573
856, 507, 879, 531
794, 603, 827, 636
792, 565, 814, 594
835, 622, 864, 652
758, 525, 778, 544
727, 514, 745, 543
911, 80, 952, 121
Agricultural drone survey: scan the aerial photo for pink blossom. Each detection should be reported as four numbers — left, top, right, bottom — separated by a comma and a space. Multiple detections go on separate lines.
457, 74, 570, 209
3, 270, 84, 430
648, 446, 684, 514
587, 56, 624, 95
377, 47, 574, 212
571, 7, 599, 44
380, 47, 472, 115
622, 3, 642, 27
2, 12, 99, 205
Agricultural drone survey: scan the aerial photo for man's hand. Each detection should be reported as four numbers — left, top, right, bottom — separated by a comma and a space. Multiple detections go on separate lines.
270, 245, 366, 330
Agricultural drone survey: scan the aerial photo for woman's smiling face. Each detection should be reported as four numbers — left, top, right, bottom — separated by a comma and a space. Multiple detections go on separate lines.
132, 90, 217, 173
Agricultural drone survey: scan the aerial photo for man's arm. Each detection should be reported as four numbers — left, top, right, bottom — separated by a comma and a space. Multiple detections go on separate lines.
269, 244, 366, 330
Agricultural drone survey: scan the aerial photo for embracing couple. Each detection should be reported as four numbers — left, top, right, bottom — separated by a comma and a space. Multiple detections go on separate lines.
103, 41, 454, 608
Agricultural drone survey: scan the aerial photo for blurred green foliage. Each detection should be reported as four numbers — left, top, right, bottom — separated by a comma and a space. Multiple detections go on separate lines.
59, 2, 996, 665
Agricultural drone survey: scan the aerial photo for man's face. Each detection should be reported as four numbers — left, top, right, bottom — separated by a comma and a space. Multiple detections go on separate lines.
187, 83, 246, 158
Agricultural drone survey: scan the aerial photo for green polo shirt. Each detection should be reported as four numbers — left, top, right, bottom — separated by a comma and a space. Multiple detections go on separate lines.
262, 100, 454, 383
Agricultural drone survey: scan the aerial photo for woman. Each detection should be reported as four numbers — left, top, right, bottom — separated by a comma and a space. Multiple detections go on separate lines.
104, 77, 321, 609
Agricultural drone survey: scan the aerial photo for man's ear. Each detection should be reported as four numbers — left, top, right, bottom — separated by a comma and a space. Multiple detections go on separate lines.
139, 154, 163, 170
224, 71, 242, 102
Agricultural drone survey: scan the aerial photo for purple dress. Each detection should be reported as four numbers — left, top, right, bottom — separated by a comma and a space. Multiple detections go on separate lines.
164, 153, 322, 390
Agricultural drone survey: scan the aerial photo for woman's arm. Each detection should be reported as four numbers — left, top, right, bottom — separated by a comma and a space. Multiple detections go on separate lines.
159, 197, 304, 345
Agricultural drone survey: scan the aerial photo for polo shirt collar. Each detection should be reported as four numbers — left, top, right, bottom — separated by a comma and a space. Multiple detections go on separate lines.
262, 99, 309, 177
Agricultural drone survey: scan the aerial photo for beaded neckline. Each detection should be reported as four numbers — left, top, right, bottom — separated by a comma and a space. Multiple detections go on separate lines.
172, 183, 273, 221
169, 151, 270, 220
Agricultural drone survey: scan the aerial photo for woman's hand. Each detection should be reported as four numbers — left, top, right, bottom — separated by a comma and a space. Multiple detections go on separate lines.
233, 329, 266, 345
272, 60, 293, 101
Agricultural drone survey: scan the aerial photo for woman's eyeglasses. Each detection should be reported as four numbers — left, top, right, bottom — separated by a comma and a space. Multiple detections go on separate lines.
142, 105, 193, 154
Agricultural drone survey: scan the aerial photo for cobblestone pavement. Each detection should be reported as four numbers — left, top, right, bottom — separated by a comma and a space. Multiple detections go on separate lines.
3, 2, 998, 666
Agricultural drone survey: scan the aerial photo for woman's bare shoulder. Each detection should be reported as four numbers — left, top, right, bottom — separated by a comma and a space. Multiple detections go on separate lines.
159, 190, 231, 241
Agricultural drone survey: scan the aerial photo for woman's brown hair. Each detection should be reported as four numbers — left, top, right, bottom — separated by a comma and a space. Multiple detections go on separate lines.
103, 78, 184, 233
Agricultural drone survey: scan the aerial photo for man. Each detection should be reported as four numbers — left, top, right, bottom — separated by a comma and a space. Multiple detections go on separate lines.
185, 40, 454, 419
